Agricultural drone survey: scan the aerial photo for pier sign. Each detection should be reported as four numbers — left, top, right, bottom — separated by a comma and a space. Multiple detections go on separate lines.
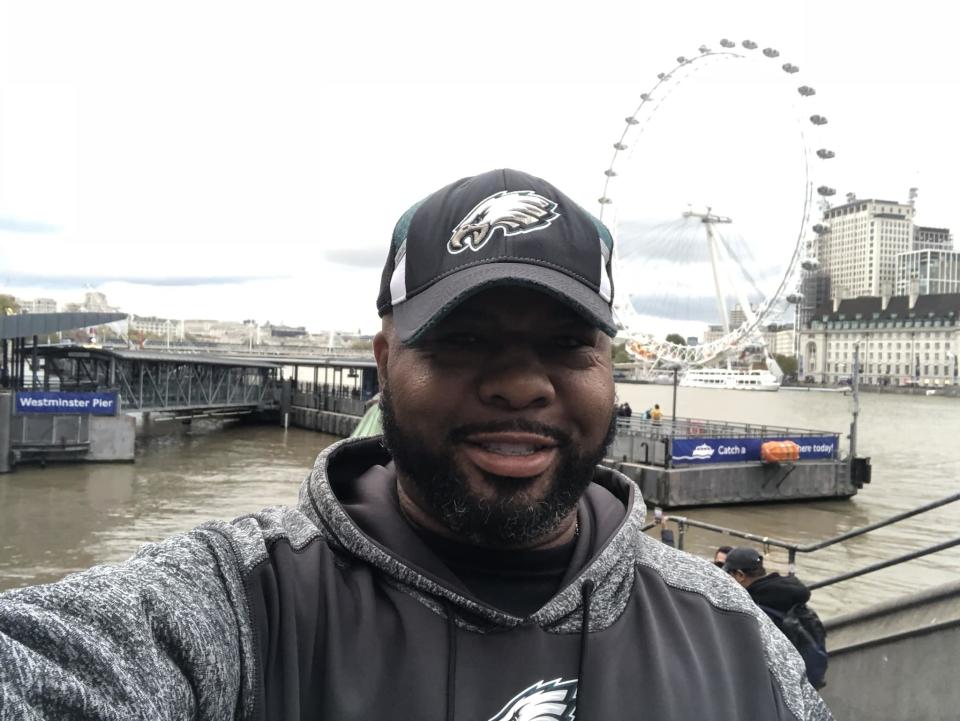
672, 435, 837, 465
15, 391, 119, 416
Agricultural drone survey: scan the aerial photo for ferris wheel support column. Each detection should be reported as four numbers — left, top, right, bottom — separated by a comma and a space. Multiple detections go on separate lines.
705, 223, 731, 335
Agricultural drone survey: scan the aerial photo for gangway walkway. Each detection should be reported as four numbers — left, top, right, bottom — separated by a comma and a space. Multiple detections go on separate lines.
24, 346, 281, 414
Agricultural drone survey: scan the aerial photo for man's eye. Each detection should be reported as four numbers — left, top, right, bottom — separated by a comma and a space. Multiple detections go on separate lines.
554, 335, 591, 349
438, 333, 481, 346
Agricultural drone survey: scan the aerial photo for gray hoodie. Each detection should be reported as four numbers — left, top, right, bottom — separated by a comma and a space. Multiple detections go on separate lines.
0, 436, 831, 720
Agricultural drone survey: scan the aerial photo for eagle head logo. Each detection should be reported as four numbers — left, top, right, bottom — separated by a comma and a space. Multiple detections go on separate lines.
486, 678, 577, 721
448, 190, 560, 254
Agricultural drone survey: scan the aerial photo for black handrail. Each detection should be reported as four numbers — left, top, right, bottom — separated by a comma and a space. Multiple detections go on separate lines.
806, 537, 960, 590
647, 490, 960, 582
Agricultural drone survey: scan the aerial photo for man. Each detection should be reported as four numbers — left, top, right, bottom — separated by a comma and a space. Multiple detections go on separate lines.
714, 544, 733, 568
724, 546, 828, 689
650, 403, 664, 424
0, 169, 830, 719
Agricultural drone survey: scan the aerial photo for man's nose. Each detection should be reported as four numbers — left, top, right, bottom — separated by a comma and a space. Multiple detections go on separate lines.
477, 346, 556, 410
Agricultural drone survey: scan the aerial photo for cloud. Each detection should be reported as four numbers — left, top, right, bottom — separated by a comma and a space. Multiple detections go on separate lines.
0, 273, 283, 289
0, 216, 60, 233
324, 246, 388, 269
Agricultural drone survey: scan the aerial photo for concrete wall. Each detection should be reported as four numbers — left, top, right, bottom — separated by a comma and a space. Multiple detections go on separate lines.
86, 415, 136, 462
288, 405, 361, 437
820, 580, 960, 721
604, 458, 855, 507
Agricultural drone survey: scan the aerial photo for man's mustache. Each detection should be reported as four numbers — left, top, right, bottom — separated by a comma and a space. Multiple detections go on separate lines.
449, 419, 571, 446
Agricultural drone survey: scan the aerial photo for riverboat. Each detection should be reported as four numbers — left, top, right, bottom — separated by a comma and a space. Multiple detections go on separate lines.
681, 367, 780, 391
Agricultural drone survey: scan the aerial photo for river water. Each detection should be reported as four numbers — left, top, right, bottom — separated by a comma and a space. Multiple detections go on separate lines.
1, 388, 958, 619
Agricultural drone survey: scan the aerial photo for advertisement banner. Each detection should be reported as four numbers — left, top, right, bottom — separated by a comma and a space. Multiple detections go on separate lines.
15, 391, 119, 416
671, 435, 837, 465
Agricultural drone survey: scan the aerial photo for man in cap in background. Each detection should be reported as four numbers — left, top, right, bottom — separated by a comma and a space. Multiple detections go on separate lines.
725, 546, 828, 689
0, 169, 830, 719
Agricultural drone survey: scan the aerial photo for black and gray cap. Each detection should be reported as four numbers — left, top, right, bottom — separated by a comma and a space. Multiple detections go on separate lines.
722, 547, 764, 573
376, 168, 617, 344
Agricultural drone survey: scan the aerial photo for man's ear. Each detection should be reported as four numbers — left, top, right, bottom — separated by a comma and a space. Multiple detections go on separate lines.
373, 330, 390, 389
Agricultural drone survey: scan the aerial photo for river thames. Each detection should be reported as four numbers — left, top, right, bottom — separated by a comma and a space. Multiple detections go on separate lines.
1, 385, 958, 618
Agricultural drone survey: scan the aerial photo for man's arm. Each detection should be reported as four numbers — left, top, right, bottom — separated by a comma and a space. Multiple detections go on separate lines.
0, 527, 253, 720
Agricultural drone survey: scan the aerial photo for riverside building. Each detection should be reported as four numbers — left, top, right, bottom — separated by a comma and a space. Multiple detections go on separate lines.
895, 249, 960, 295
800, 293, 960, 386
816, 198, 915, 299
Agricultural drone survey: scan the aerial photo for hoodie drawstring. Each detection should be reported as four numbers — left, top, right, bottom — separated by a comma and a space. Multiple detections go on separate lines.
443, 600, 458, 721
578, 579, 595, 720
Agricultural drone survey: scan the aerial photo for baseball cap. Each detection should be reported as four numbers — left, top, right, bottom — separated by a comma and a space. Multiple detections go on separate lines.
722, 547, 764, 573
376, 168, 617, 344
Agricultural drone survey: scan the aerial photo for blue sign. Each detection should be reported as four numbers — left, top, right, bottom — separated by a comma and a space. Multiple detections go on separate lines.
672, 435, 837, 465
15, 391, 119, 416
672, 437, 762, 464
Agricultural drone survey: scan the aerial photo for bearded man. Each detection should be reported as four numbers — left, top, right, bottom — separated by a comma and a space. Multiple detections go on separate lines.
0, 169, 830, 720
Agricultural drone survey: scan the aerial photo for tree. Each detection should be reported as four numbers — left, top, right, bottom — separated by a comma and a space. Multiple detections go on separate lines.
774, 354, 798, 377
0, 295, 19, 315
665, 333, 687, 346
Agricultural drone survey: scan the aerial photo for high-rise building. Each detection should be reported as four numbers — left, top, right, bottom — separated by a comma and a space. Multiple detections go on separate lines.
817, 198, 915, 299
896, 250, 960, 295
913, 226, 953, 252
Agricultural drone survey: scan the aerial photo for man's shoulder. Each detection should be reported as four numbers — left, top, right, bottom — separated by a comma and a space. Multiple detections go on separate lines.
633, 535, 759, 615
197, 505, 329, 576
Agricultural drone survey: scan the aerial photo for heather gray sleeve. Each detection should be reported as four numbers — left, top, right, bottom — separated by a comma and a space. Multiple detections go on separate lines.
0, 527, 255, 721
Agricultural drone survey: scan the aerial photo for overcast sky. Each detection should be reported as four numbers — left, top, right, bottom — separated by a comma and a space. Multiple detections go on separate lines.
1, 0, 957, 336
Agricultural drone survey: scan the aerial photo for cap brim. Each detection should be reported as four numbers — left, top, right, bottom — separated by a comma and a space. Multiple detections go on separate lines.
392, 262, 617, 344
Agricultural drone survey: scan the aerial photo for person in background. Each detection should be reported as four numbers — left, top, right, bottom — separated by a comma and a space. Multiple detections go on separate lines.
650, 403, 664, 424
724, 546, 828, 689
714, 545, 733, 568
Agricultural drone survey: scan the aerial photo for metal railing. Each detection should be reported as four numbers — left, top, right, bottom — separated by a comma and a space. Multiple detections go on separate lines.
618, 415, 833, 440
644, 491, 960, 586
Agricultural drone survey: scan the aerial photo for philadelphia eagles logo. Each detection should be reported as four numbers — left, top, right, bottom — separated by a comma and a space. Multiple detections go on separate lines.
487, 678, 577, 721
448, 190, 560, 254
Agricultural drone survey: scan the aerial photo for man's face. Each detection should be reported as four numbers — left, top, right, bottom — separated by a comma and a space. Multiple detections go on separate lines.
714, 550, 728, 567
374, 286, 617, 547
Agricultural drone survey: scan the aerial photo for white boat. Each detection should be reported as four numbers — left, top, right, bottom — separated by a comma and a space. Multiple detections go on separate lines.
680, 367, 780, 391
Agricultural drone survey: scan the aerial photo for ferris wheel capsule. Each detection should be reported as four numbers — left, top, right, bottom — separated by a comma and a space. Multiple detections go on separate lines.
677, 56, 688, 64
817, 186, 836, 197
613, 142, 627, 150
763, 48, 780, 58
640, 93, 651, 101
782, 63, 800, 73
812, 223, 829, 235
604, 169, 617, 177
816, 148, 836, 159
598, 197, 613, 205
797, 85, 816, 97
809, 114, 828, 125
625, 116, 639, 125
742, 40, 758, 50
699, 45, 711, 54
720, 38, 736, 48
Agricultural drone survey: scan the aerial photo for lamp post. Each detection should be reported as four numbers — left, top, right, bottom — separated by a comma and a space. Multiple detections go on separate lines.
671, 364, 681, 427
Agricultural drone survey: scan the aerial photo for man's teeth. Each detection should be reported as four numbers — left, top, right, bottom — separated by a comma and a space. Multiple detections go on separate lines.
480, 443, 542, 456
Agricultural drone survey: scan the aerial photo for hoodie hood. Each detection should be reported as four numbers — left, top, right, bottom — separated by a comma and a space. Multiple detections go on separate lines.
298, 435, 646, 633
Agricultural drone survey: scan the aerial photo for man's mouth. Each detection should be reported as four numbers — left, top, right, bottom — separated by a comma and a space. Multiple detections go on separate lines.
460, 432, 560, 478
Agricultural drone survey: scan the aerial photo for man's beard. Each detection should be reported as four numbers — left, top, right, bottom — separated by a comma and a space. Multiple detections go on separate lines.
379, 387, 618, 547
